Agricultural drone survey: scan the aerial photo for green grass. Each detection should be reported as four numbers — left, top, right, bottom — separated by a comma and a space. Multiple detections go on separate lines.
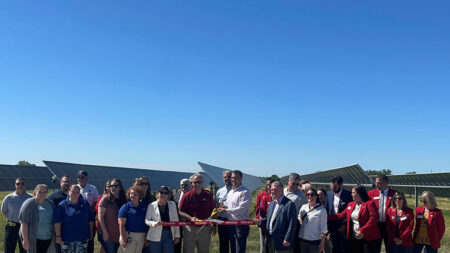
1, 191, 449, 253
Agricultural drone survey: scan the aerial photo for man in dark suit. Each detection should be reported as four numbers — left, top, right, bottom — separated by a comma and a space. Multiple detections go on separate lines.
173, 178, 191, 253
324, 176, 352, 253
262, 181, 297, 253
368, 174, 397, 250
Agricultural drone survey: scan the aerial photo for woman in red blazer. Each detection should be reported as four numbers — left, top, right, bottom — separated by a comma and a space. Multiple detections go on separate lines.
328, 185, 381, 253
413, 191, 445, 253
386, 191, 414, 253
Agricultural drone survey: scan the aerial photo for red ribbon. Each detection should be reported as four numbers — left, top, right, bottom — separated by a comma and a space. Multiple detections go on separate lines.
160, 220, 258, 226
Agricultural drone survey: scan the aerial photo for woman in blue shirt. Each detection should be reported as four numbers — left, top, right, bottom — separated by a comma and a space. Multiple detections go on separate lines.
119, 185, 148, 253
19, 184, 55, 253
53, 185, 94, 253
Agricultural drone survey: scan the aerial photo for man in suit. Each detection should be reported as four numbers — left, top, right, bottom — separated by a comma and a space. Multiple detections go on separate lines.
263, 181, 297, 253
173, 178, 191, 253
255, 179, 273, 253
324, 176, 352, 253
368, 174, 397, 250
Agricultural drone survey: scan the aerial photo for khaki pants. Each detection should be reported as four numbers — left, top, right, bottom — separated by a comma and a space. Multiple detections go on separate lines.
120, 232, 146, 253
182, 226, 211, 253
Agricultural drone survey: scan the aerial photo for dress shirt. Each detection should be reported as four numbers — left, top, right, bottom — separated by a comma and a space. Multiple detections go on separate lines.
216, 185, 232, 218
298, 203, 328, 241
225, 184, 251, 221
351, 203, 362, 238
78, 183, 99, 209
284, 188, 307, 214
268, 196, 284, 235
1, 191, 33, 222
378, 187, 389, 222
178, 191, 184, 207
333, 189, 343, 214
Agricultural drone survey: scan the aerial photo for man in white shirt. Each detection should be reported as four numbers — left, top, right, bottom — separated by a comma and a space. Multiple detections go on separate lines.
218, 170, 251, 253
77, 170, 99, 253
216, 170, 233, 253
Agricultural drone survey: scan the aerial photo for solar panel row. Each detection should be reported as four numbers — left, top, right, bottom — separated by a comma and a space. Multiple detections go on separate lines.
300, 164, 374, 185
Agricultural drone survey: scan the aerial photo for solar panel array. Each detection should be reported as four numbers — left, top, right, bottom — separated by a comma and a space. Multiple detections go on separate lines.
300, 164, 374, 185
0, 164, 58, 191
198, 162, 264, 192
370, 173, 450, 198
43, 161, 209, 192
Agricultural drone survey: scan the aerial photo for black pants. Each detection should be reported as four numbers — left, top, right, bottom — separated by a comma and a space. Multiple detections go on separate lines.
218, 217, 231, 253
349, 238, 381, 253
37, 239, 52, 253
4, 223, 25, 253
328, 221, 349, 253
294, 220, 301, 253
378, 222, 388, 250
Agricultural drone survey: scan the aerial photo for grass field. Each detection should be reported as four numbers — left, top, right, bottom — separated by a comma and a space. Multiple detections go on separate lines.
1, 190, 449, 253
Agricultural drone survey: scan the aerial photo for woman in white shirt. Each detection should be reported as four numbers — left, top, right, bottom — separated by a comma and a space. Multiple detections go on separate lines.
298, 188, 328, 253
145, 186, 180, 253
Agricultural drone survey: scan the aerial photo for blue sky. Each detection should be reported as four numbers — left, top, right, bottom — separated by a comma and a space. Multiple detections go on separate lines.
1, 1, 449, 176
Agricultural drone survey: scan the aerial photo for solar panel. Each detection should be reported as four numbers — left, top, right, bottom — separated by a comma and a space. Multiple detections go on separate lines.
0, 164, 57, 191
300, 164, 374, 185
43, 161, 210, 192
198, 162, 264, 192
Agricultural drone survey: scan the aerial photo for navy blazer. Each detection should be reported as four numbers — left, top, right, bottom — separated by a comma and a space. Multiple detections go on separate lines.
263, 196, 297, 251
325, 189, 352, 230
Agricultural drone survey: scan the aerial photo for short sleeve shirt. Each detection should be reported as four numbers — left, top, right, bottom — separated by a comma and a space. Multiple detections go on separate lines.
1, 191, 33, 222
98, 196, 120, 243
118, 201, 148, 233
53, 198, 94, 242
179, 189, 216, 220
48, 189, 68, 207
79, 184, 99, 209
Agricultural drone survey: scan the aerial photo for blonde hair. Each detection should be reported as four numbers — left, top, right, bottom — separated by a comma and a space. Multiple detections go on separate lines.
33, 184, 48, 196
421, 191, 438, 209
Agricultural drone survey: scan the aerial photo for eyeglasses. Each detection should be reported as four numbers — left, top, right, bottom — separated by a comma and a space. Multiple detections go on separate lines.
307, 193, 316, 197
421, 200, 428, 204
78, 176, 86, 179
159, 191, 169, 195
15, 182, 25, 186
395, 197, 404, 200
292, 183, 300, 186
192, 181, 202, 185
138, 182, 149, 186
110, 185, 120, 188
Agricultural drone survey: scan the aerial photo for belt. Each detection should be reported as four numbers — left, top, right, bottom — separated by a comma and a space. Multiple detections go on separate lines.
6, 221, 19, 227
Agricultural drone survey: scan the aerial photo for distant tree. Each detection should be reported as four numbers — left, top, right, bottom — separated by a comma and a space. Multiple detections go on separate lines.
17, 160, 36, 166
365, 169, 392, 176
266, 174, 280, 182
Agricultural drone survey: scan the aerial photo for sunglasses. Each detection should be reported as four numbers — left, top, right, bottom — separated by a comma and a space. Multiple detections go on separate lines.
292, 183, 300, 186
192, 181, 202, 185
138, 182, 149, 186
395, 197, 404, 200
15, 182, 25, 186
421, 200, 428, 204
78, 176, 86, 179
159, 191, 169, 195
110, 185, 120, 188
307, 193, 316, 197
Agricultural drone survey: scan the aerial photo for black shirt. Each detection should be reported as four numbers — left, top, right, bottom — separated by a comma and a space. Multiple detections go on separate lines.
48, 189, 68, 207
158, 203, 170, 230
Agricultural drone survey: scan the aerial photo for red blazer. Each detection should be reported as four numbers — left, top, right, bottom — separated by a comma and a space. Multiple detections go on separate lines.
385, 207, 414, 248
368, 188, 397, 216
255, 191, 271, 219
413, 206, 445, 249
328, 200, 381, 241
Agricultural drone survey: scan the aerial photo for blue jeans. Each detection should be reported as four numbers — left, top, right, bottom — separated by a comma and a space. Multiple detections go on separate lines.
413, 244, 438, 253
98, 233, 120, 253
228, 225, 250, 253
389, 244, 413, 253
149, 229, 174, 253
61, 240, 88, 253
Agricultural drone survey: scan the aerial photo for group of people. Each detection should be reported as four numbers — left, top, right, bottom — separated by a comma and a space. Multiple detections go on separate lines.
1, 170, 446, 253
254, 173, 446, 253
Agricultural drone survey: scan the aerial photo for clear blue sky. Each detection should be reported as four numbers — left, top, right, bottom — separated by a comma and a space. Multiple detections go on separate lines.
1, 1, 449, 176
